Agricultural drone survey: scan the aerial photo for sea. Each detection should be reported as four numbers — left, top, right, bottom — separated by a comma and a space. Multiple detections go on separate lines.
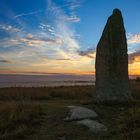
0, 74, 95, 88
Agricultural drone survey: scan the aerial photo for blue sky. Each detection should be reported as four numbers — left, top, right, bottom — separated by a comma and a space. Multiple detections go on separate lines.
0, 0, 140, 75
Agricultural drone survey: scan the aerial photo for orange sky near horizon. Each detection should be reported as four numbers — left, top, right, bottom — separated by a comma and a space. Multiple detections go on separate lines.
1, 0, 140, 77
0, 57, 140, 76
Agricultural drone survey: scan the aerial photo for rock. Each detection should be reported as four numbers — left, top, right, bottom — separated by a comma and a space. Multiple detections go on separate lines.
57, 136, 66, 140
64, 106, 98, 121
64, 106, 107, 133
77, 119, 107, 133
95, 9, 132, 102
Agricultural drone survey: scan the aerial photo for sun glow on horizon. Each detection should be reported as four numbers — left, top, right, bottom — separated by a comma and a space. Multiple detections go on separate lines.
0, 0, 140, 76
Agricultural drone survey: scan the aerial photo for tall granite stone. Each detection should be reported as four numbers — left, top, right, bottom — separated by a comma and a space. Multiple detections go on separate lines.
95, 9, 132, 102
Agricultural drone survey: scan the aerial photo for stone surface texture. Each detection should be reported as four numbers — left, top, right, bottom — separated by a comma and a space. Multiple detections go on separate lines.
64, 106, 107, 133
64, 106, 98, 121
77, 119, 107, 132
95, 9, 132, 102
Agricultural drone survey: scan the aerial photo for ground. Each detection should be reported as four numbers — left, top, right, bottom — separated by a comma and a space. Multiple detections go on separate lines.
0, 81, 139, 140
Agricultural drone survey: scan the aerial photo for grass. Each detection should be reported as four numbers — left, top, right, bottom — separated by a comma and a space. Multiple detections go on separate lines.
0, 101, 44, 140
0, 86, 94, 140
0, 86, 94, 101
0, 81, 139, 140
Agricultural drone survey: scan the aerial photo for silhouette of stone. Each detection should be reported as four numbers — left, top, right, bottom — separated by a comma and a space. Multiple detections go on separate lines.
95, 9, 132, 102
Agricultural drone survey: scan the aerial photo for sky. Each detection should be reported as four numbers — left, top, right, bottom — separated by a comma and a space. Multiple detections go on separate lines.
0, 0, 140, 76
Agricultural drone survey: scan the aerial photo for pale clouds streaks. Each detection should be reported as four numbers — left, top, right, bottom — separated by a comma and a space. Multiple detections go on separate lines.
14, 10, 42, 19
0, 0, 94, 74
78, 48, 96, 58
65, 15, 80, 22
127, 33, 140, 44
0, 24, 20, 33
0, 59, 12, 63
45, 0, 81, 59
129, 50, 140, 64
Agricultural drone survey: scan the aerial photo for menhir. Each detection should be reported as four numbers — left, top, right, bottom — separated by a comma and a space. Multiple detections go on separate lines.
95, 9, 132, 102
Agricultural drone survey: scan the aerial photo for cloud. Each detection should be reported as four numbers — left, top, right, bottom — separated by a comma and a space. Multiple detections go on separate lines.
48, 0, 82, 12
78, 48, 96, 58
47, 0, 81, 23
0, 24, 23, 40
129, 50, 140, 64
55, 58, 72, 61
64, 0, 84, 10
0, 0, 94, 75
0, 30, 63, 49
39, 23, 55, 33
45, 0, 81, 55
14, 10, 42, 19
70, 3, 80, 10
127, 33, 140, 44
0, 24, 20, 32
24, 34, 63, 46
65, 15, 80, 22
0, 59, 12, 63
0, 0, 82, 62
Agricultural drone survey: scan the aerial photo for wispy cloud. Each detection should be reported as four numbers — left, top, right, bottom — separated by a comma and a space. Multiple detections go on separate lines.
47, 0, 81, 23
129, 50, 140, 64
127, 33, 140, 44
55, 58, 72, 61
48, 0, 83, 12
65, 15, 80, 22
14, 10, 42, 19
45, 0, 81, 56
78, 48, 96, 58
0, 24, 21, 33
0, 59, 12, 63
22, 34, 63, 46
0, 0, 94, 74
39, 23, 54, 32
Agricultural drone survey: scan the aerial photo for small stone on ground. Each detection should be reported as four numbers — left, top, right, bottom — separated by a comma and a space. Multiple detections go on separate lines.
64, 106, 98, 121
77, 119, 107, 132
57, 136, 66, 140
64, 105, 107, 133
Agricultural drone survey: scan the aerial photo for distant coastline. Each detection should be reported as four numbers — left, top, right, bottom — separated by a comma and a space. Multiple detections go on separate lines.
0, 74, 95, 88
0, 74, 138, 88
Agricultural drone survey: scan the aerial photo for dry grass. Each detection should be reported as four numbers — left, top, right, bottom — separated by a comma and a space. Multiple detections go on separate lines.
0, 81, 139, 140
0, 101, 44, 140
0, 86, 94, 101
0, 85, 94, 140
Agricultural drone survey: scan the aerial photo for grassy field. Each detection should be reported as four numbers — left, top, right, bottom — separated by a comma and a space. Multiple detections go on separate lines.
0, 81, 139, 140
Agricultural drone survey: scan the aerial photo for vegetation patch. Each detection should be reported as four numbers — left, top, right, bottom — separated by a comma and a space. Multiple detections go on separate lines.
0, 81, 139, 139
0, 101, 45, 140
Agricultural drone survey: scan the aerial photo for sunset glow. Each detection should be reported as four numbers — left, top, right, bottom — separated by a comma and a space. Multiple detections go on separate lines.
0, 0, 140, 76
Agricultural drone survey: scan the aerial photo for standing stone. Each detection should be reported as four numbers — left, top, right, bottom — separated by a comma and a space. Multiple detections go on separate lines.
95, 9, 132, 102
